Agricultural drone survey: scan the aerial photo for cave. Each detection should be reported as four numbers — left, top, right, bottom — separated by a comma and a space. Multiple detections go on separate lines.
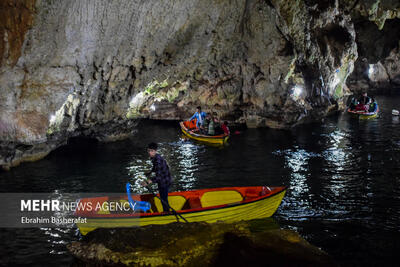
354, 18, 400, 63
347, 18, 400, 92
304, 0, 335, 11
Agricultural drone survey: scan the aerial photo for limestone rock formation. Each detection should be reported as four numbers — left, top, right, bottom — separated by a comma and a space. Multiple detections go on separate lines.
67, 221, 336, 266
0, 0, 379, 169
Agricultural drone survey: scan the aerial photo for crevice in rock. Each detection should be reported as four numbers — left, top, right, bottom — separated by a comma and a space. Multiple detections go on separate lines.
239, 0, 251, 37
138, 56, 147, 74
304, 0, 335, 11
348, 0, 360, 13
354, 19, 400, 62
129, 65, 136, 80
264, 0, 274, 9
316, 24, 352, 66
278, 39, 294, 56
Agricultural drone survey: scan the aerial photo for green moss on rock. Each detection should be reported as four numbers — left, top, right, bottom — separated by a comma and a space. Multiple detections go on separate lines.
68, 221, 335, 267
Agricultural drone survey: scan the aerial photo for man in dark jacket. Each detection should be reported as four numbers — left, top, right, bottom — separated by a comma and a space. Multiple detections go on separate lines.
144, 142, 172, 212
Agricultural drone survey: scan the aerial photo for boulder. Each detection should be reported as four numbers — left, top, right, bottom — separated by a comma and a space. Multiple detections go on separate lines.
68, 221, 335, 267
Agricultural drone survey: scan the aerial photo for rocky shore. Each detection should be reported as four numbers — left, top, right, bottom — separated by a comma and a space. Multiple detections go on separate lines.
67, 221, 336, 267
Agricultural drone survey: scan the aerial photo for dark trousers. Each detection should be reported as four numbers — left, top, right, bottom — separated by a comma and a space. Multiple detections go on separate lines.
159, 186, 170, 212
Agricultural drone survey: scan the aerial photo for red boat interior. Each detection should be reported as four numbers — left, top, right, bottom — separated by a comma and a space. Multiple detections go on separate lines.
181, 120, 228, 138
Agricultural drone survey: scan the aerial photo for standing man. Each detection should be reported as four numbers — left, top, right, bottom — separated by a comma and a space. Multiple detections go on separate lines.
189, 106, 207, 129
144, 142, 172, 213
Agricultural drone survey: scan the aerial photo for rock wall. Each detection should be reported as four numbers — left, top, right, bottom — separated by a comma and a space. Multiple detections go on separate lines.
0, 0, 371, 169
346, 0, 400, 94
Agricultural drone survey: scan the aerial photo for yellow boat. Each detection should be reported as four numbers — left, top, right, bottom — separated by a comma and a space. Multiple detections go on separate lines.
347, 104, 379, 120
180, 120, 229, 145
74, 186, 287, 235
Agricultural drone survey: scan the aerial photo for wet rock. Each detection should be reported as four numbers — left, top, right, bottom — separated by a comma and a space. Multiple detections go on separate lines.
68, 221, 335, 267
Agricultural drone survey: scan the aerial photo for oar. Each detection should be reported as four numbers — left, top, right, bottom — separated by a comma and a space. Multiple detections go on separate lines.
145, 185, 188, 223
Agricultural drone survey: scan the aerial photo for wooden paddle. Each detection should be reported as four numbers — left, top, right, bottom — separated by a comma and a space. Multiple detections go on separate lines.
145, 184, 188, 223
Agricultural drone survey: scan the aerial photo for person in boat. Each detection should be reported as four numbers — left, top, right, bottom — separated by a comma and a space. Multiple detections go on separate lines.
359, 92, 371, 105
143, 142, 172, 213
349, 97, 358, 110
221, 121, 230, 135
355, 92, 371, 112
213, 113, 224, 135
369, 98, 378, 112
200, 114, 211, 135
189, 106, 207, 129
208, 113, 215, 136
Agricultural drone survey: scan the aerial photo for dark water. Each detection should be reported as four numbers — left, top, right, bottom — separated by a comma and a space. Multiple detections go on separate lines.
1, 95, 400, 266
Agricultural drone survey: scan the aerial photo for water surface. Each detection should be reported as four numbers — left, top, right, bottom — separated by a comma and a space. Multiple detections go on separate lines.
1, 95, 399, 266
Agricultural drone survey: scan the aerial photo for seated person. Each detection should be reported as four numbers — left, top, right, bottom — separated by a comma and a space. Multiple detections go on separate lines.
208, 115, 215, 136
349, 97, 358, 110
369, 99, 377, 112
221, 121, 230, 135
200, 115, 211, 135
358, 92, 371, 105
213, 113, 224, 135
355, 92, 371, 112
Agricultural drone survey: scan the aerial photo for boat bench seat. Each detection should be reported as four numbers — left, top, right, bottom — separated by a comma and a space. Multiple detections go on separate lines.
187, 197, 202, 209
154, 195, 186, 213
201, 190, 243, 207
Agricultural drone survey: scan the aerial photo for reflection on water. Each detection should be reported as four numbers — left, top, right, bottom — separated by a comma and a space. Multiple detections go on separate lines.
170, 141, 201, 190
126, 157, 153, 194
1, 96, 400, 266
126, 139, 204, 192
274, 148, 319, 220
41, 227, 73, 255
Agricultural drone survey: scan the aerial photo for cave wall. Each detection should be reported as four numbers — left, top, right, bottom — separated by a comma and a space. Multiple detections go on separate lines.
347, 18, 400, 93
346, 0, 400, 94
2, 0, 394, 169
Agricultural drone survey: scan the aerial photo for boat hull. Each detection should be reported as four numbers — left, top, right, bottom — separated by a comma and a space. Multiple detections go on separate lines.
347, 106, 379, 120
180, 121, 229, 145
75, 186, 286, 235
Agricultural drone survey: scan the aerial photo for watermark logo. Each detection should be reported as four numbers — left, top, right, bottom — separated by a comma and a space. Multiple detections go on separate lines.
0, 193, 141, 228
21, 200, 60, 211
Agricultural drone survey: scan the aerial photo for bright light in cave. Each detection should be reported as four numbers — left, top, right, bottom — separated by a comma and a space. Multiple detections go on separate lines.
331, 74, 340, 89
368, 64, 374, 78
49, 114, 56, 124
291, 85, 303, 98
150, 104, 156, 111
129, 92, 144, 108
